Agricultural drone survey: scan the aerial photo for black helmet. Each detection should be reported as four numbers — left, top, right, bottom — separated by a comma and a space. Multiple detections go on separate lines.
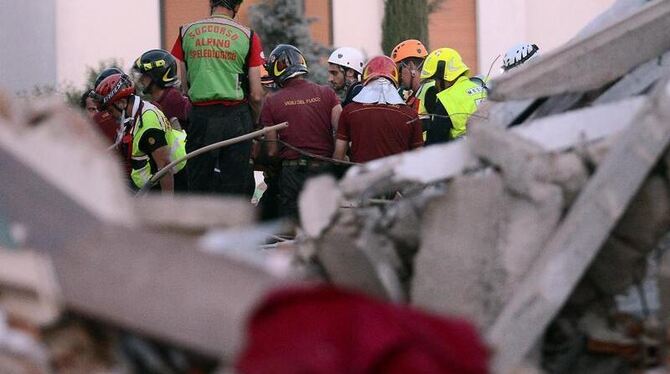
94, 67, 123, 88
132, 49, 179, 89
266, 44, 308, 86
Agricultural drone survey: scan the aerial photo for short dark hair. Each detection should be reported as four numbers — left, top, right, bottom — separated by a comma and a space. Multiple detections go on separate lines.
400, 57, 424, 68
79, 90, 92, 109
210, 0, 241, 10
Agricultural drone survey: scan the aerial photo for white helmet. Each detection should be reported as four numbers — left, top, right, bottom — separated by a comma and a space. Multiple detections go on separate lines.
328, 47, 365, 74
502, 43, 540, 72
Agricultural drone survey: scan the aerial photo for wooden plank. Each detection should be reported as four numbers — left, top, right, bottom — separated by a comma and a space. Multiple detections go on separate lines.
488, 0, 670, 101
339, 97, 644, 197
486, 79, 670, 373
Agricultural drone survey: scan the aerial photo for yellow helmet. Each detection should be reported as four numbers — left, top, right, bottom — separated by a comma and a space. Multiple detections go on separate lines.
420, 48, 469, 82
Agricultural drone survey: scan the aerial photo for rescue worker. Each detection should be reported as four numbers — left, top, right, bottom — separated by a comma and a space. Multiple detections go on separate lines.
132, 49, 191, 132
327, 47, 366, 106
91, 67, 125, 145
255, 64, 281, 220
420, 48, 487, 144
334, 56, 423, 163
261, 44, 342, 220
502, 42, 540, 72
80, 91, 98, 120
171, 0, 264, 196
390, 39, 433, 112
260, 65, 277, 92
92, 73, 187, 193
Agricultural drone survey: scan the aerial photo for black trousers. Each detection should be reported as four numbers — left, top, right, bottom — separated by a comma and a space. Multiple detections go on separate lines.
187, 104, 254, 196
279, 164, 331, 220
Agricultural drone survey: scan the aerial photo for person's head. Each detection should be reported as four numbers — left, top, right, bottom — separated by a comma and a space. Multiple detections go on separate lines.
131, 49, 180, 98
361, 56, 399, 88
327, 47, 365, 92
391, 39, 428, 91
210, 0, 243, 17
265, 44, 309, 87
259, 65, 277, 94
80, 91, 98, 119
420, 48, 469, 91
501, 43, 539, 72
92, 73, 136, 120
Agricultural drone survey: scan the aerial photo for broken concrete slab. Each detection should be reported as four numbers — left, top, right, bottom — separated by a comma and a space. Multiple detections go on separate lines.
594, 50, 670, 105
488, 0, 670, 101
487, 79, 670, 373
0, 98, 133, 227
340, 140, 479, 197
339, 96, 642, 206
316, 208, 404, 301
299, 175, 342, 238
135, 195, 256, 233
511, 96, 645, 152
52, 225, 284, 360
411, 173, 507, 328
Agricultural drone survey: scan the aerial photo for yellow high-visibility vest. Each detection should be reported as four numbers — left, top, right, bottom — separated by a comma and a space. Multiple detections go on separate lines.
435, 76, 487, 139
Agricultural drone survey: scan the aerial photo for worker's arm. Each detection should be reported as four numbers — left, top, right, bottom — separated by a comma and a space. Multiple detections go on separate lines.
265, 129, 278, 158
248, 66, 264, 123
333, 139, 349, 161
151, 145, 174, 194
177, 60, 188, 93
331, 104, 342, 135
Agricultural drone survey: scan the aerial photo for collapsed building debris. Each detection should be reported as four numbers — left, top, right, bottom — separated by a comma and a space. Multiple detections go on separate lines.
296, 1, 670, 373
1, 1, 670, 373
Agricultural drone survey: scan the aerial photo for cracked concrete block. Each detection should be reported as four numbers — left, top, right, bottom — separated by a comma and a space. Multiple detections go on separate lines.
316, 208, 400, 301
299, 175, 342, 239
501, 187, 564, 292
411, 173, 506, 328
543, 153, 590, 205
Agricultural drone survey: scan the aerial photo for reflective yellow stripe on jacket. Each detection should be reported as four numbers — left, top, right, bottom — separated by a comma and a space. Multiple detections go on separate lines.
130, 102, 187, 189
436, 76, 486, 139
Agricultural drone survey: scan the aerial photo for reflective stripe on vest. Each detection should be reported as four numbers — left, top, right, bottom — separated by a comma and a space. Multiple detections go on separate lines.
416, 80, 436, 117
129, 101, 187, 188
436, 76, 487, 139
180, 15, 252, 103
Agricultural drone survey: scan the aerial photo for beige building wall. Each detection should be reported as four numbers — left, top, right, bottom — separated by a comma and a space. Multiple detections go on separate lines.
477, 0, 615, 78
332, 0, 385, 58
56, 0, 161, 89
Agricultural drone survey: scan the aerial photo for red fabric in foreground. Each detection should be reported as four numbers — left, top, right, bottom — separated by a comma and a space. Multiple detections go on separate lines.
237, 285, 489, 374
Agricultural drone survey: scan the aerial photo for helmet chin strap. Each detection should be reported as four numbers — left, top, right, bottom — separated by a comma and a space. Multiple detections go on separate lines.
142, 81, 155, 95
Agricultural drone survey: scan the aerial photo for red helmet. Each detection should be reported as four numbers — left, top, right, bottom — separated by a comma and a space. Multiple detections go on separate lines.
362, 56, 399, 87
93, 73, 135, 109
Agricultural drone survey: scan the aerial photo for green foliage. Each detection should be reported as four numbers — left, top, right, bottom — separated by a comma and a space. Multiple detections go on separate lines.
67, 58, 125, 107
15, 58, 124, 108
381, 0, 447, 56
248, 0, 330, 84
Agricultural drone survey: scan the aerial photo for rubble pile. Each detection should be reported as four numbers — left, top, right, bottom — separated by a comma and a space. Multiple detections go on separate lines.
296, 1, 670, 372
1, 1, 670, 373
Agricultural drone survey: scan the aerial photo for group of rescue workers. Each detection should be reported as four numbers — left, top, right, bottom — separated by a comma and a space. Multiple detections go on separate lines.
80, 0, 540, 222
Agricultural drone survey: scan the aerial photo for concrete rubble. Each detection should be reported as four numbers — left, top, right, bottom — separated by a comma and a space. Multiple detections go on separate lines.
2, 1, 670, 373
295, 1, 670, 373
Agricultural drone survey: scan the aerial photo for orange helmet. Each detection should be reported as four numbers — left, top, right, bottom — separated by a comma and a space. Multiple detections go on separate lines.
362, 56, 399, 87
391, 39, 428, 63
